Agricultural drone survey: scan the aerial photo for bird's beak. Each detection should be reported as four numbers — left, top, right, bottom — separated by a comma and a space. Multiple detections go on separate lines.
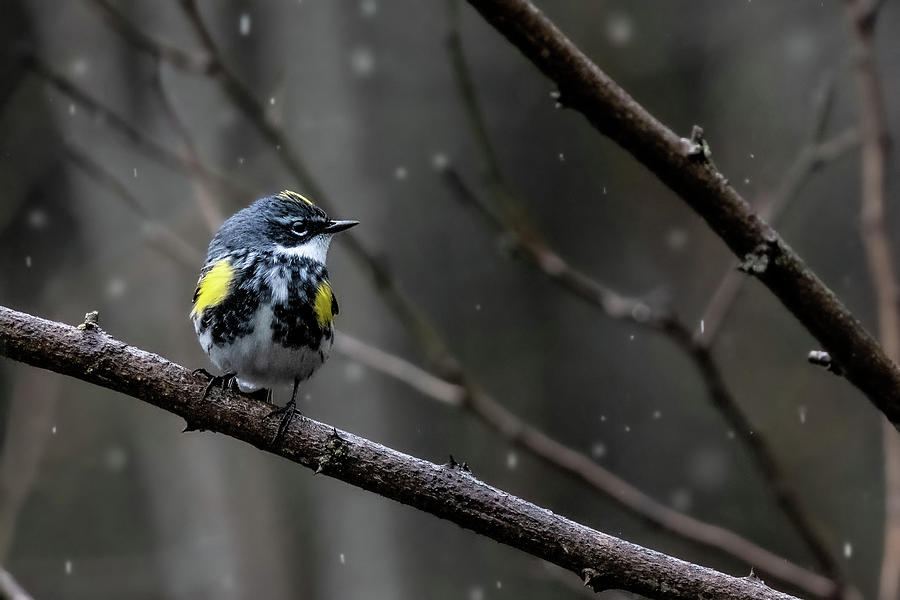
321, 219, 359, 234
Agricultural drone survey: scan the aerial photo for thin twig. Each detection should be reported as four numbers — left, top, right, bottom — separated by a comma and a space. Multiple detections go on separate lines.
842, 2, 900, 599
0, 305, 803, 600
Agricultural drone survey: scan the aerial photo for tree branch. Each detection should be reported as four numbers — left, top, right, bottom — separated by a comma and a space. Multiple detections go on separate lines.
464, 0, 900, 426
0, 305, 800, 600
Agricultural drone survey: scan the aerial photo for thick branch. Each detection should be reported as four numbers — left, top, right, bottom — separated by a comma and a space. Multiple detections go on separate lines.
464, 0, 900, 426
0, 306, 799, 600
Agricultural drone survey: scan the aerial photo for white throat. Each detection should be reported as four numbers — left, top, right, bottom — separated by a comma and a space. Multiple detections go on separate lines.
275, 234, 333, 264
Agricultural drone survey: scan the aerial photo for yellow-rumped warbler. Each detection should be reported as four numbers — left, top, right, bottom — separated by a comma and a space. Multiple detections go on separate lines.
191, 190, 358, 440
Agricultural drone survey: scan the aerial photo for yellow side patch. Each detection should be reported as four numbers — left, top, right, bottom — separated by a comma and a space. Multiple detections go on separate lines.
191, 259, 234, 317
314, 281, 334, 328
276, 190, 315, 206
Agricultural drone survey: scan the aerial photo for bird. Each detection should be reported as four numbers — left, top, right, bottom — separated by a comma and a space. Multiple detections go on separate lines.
190, 190, 358, 441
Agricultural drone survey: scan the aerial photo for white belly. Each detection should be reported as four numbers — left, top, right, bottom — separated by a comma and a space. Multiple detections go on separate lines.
198, 304, 332, 392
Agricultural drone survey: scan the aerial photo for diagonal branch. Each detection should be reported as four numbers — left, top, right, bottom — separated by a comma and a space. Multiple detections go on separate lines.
464, 0, 900, 427
0, 305, 801, 600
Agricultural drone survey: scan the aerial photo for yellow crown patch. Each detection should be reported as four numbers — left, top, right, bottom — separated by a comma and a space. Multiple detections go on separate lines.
276, 190, 315, 206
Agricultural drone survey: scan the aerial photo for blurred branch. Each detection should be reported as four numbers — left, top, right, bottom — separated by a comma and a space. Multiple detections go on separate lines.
149, 62, 224, 231
333, 333, 464, 407
63, 144, 205, 269
442, 14, 843, 586
0, 305, 803, 600
23, 55, 249, 203
86, 0, 212, 72
464, 0, 900, 427
0, 567, 32, 600
841, 2, 900, 599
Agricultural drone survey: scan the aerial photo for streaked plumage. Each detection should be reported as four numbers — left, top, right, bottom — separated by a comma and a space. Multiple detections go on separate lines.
191, 190, 357, 438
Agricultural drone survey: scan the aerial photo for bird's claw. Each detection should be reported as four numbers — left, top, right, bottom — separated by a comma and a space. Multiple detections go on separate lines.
267, 400, 300, 444
198, 372, 237, 401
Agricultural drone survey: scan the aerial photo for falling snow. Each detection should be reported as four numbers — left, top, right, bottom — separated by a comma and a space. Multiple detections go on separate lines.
28, 209, 48, 229
360, 0, 377, 17
340, 553, 346, 564
506, 451, 518, 469
68, 104, 76, 116
24, 256, 32, 268
843, 542, 852, 558
64, 560, 73, 575
350, 47, 375, 76
431, 152, 449, 171
607, 13, 634, 46
394, 166, 408, 180
798, 405, 807, 424
591, 442, 607, 459
239, 13, 251, 36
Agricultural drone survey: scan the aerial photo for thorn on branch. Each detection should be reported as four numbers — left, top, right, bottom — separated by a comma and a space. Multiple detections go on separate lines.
681, 125, 711, 159
77, 310, 103, 332
808, 350, 844, 376
446, 454, 472, 473
582, 567, 606, 591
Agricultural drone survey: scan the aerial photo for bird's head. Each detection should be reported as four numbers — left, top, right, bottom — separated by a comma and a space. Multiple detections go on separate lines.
211, 190, 358, 263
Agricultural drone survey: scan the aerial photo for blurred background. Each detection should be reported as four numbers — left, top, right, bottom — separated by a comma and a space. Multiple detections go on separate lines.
1, 1, 899, 598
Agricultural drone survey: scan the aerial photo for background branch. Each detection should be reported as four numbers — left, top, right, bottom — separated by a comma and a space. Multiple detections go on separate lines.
0, 305, 801, 600
841, 1, 900, 598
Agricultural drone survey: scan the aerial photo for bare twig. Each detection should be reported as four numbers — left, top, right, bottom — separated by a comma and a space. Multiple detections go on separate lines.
464, 0, 900, 427
842, 2, 900, 599
0, 305, 802, 600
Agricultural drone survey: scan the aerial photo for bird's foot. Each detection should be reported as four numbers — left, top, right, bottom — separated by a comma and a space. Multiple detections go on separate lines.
195, 371, 237, 401
247, 387, 274, 404
267, 399, 301, 444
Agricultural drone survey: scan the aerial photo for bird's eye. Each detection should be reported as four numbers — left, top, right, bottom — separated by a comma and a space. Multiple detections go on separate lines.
291, 222, 307, 237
